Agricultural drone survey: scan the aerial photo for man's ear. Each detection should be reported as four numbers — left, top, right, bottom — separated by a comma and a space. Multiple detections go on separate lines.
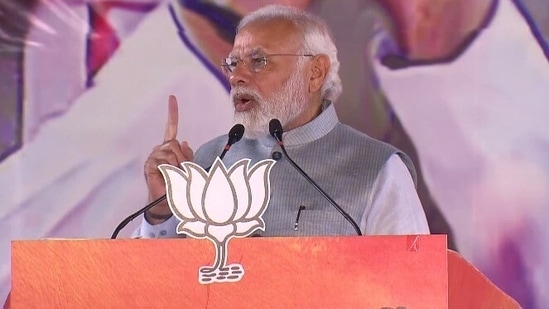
308, 54, 330, 93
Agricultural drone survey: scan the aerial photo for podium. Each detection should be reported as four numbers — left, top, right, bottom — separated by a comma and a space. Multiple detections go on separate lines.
8, 235, 519, 308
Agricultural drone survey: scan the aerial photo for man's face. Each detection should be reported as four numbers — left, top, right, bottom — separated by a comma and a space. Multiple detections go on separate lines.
227, 20, 311, 138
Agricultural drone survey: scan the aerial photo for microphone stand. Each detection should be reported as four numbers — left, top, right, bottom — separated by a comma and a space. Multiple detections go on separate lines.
269, 119, 362, 236
110, 195, 167, 239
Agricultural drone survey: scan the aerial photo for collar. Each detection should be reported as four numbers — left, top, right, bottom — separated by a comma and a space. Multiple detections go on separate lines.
258, 100, 339, 147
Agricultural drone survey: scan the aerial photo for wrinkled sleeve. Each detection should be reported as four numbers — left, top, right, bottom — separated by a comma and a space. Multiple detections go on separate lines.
132, 216, 180, 238
361, 153, 430, 235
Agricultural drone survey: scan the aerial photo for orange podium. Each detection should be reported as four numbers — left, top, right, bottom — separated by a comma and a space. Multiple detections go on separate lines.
9, 235, 519, 308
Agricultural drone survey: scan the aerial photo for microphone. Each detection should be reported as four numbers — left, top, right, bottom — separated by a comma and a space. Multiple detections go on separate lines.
268, 119, 362, 236
206, 123, 245, 170
110, 124, 245, 239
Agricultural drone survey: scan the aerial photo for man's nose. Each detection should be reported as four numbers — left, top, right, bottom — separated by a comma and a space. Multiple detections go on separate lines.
229, 61, 251, 87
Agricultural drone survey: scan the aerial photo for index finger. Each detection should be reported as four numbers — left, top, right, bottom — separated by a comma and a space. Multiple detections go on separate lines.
163, 95, 179, 142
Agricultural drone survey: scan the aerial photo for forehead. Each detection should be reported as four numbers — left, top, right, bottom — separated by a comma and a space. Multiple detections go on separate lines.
231, 19, 302, 55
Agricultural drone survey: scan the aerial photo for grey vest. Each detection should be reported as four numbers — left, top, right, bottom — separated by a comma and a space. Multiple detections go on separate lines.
194, 105, 416, 236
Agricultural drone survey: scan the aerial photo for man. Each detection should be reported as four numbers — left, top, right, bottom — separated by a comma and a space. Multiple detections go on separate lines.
134, 5, 429, 238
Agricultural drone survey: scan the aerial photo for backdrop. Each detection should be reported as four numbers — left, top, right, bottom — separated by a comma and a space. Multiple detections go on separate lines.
0, 0, 548, 307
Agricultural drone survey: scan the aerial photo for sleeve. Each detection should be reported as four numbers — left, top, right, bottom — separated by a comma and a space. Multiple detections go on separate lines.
132, 216, 180, 239
360, 153, 431, 235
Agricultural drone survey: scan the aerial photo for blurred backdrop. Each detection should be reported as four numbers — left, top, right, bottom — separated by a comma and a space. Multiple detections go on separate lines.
0, 0, 548, 307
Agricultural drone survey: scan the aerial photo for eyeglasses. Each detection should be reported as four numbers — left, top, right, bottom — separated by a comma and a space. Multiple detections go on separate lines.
221, 53, 314, 75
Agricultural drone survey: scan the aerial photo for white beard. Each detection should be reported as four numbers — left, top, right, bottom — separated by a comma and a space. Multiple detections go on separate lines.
231, 70, 309, 139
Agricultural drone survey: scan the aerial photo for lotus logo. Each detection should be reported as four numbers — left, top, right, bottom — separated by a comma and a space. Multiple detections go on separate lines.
158, 157, 275, 284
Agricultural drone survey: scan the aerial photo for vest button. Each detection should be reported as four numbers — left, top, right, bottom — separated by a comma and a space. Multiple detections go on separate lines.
271, 151, 283, 160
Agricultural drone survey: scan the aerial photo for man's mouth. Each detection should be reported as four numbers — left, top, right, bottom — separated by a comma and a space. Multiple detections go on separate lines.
233, 93, 256, 112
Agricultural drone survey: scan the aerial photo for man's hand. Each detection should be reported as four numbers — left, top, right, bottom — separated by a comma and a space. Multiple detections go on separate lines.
143, 95, 194, 224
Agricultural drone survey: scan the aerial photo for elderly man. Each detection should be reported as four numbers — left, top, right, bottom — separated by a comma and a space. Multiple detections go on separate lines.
134, 5, 429, 238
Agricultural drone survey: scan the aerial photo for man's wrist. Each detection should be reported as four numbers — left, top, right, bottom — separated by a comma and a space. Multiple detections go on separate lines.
144, 211, 173, 224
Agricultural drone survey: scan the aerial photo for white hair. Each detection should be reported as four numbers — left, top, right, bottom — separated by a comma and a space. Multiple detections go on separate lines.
237, 5, 342, 103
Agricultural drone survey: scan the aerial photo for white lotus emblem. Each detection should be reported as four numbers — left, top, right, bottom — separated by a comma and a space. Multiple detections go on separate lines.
158, 157, 275, 284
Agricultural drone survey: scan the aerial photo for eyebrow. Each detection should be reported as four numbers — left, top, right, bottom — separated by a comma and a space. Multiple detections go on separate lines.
250, 47, 265, 55
229, 47, 266, 58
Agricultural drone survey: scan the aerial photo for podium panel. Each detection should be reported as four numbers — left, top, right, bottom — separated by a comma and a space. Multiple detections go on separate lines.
12, 235, 447, 308
447, 250, 520, 308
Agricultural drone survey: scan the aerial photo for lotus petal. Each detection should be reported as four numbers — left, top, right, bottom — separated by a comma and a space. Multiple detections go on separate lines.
183, 162, 209, 221
158, 164, 193, 220
228, 159, 252, 220
207, 224, 235, 243
235, 219, 265, 236
245, 160, 275, 219
203, 159, 237, 223
177, 220, 207, 236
